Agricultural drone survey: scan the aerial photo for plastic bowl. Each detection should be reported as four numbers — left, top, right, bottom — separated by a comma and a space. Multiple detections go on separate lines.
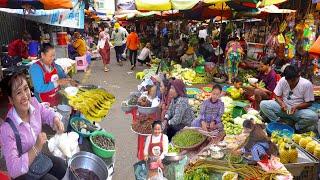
266, 122, 294, 136
195, 66, 205, 74
248, 78, 258, 84
64, 86, 79, 96
90, 131, 116, 158
70, 117, 96, 137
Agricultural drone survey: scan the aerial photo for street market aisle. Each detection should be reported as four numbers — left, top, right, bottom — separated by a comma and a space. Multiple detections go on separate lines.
73, 50, 142, 179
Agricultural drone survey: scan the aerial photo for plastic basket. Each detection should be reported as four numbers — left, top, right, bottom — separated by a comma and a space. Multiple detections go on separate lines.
70, 117, 95, 137
186, 88, 201, 98
90, 130, 116, 158
266, 122, 294, 136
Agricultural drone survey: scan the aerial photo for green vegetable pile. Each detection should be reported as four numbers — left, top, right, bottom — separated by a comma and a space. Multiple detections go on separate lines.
184, 168, 210, 180
168, 144, 180, 153
172, 130, 206, 148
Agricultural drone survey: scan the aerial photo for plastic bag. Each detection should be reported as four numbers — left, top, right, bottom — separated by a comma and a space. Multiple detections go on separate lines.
134, 160, 148, 180
150, 168, 168, 180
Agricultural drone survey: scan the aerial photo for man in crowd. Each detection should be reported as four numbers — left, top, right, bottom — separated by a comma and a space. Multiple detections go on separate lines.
260, 65, 319, 133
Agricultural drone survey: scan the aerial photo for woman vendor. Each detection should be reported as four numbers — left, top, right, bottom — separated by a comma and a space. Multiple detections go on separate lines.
164, 79, 195, 141
29, 44, 76, 107
160, 75, 173, 121
244, 57, 278, 110
71, 32, 87, 60
0, 72, 66, 179
144, 120, 169, 178
234, 119, 278, 163
191, 85, 224, 132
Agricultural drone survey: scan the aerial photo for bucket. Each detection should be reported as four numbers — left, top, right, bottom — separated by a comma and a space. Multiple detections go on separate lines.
28, 41, 39, 57
57, 32, 68, 46
57, 104, 72, 131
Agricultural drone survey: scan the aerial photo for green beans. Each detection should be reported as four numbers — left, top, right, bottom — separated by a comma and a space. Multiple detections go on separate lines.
172, 130, 206, 148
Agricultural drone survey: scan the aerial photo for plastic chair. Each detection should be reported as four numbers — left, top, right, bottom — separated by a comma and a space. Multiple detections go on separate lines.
75, 55, 88, 72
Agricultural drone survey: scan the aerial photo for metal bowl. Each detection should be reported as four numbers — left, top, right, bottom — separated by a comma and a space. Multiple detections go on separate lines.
163, 153, 186, 165
68, 151, 108, 180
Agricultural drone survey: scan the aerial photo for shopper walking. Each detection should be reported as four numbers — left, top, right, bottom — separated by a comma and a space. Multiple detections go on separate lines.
98, 24, 111, 72
111, 23, 126, 66
126, 27, 140, 70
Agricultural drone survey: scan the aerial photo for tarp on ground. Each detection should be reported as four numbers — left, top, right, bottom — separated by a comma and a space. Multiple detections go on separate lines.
135, 0, 171, 11
0, 0, 72, 10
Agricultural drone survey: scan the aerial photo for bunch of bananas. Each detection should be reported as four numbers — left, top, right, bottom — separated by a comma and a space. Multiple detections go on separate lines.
68, 88, 115, 122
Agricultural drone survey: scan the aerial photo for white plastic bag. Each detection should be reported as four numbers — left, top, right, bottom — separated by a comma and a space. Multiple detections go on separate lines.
150, 168, 167, 180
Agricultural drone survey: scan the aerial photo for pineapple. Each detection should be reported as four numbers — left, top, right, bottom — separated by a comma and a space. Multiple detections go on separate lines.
292, 134, 302, 143
306, 141, 317, 153
313, 144, 320, 159
279, 145, 290, 164
288, 145, 298, 163
299, 137, 313, 148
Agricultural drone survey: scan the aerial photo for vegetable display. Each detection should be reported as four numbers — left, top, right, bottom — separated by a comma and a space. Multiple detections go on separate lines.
172, 129, 206, 148
92, 135, 115, 150
68, 88, 115, 122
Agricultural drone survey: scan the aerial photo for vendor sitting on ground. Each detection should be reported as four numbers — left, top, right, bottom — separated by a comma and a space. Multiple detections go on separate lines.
227, 78, 244, 100
191, 85, 224, 132
244, 57, 278, 110
234, 119, 278, 162
29, 44, 77, 107
164, 79, 195, 141
260, 65, 318, 133
144, 120, 169, 178
137, 42, 152, 66
180, 46, 197, 68
0, 72, 66, 179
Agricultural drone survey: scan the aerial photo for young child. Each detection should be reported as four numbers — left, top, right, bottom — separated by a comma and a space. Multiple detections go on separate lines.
191, 85, 224, 132
235, 119, 278, 163
227, 78, 244, 99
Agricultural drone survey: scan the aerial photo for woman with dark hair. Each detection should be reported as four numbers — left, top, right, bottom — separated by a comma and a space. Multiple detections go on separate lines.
235, 119, 278, 163
29, 44, 77, 106
0, 73, 66, 179
144, 120, 168, 178
160, 75, 172, 121
8, 32, 32, 60
164, 79, 195, 141
245, 57, 278, 110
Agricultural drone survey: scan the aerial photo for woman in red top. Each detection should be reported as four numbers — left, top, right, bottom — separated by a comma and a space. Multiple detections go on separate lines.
8, 32, 32, 59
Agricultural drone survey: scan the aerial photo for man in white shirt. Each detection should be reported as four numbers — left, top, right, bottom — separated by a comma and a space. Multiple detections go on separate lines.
138, 43, 152, 66
198, 26, 208, 40
260, 65, 319, 133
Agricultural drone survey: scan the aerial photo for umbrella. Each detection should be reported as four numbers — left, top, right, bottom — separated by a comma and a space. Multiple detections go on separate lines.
260, 0, 287, 7
260, 5, 296, 14
203, 0, 230, 4
135, 0, 172, 11
171, 0, 200, 10
0, 0, 72, 10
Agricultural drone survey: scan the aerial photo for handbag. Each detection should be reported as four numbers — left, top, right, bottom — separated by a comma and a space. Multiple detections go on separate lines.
6, 118, 53, 180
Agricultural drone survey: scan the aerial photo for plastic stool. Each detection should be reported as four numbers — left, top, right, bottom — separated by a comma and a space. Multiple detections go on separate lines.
75, 55, 88, 72
0, 171, 9, 180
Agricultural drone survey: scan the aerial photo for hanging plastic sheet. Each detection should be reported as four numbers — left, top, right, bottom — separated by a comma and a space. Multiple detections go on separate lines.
171, 0, 199, 10
0, 0, 72, 9
135, 0, 171, 11
116, 0, 136, 11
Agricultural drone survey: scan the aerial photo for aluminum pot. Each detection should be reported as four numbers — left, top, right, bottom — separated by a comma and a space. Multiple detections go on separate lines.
68, 151, 108, 180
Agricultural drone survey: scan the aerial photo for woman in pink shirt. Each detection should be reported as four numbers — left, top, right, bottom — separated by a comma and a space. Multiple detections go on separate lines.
0, 73, 66, 179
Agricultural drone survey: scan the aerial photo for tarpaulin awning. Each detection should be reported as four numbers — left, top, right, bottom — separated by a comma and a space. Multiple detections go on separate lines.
203, 0, 230, 4
135, 0, 171, 11
260, 0, 287, 6
171, 0, 199, 10
0, 0, 72, 10
260, 5, 296, 13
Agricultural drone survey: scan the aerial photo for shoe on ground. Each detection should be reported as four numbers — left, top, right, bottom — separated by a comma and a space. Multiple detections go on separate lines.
131, 65, 135, 70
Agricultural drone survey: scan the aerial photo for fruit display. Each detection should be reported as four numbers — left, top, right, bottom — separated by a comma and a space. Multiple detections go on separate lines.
131, 117, 154, 135
168, 64, 211, 85
271, 132, 298, 163
292, 132, 320, 159
172, 129, 206, 149
68, 88, 115, 122
92, 135, 115, 150
226, 87, 242, 100
224, 122, 243, 135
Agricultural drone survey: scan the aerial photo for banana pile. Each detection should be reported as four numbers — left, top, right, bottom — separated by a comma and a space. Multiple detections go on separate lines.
68, 88, 115, 122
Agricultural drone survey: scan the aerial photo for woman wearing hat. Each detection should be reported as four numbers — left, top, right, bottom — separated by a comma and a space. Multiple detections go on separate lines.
180, 46, 197, 68
163, 79, 195, 141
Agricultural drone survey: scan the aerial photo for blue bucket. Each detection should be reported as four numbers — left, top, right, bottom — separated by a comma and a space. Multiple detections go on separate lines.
28, 41, 39, 57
